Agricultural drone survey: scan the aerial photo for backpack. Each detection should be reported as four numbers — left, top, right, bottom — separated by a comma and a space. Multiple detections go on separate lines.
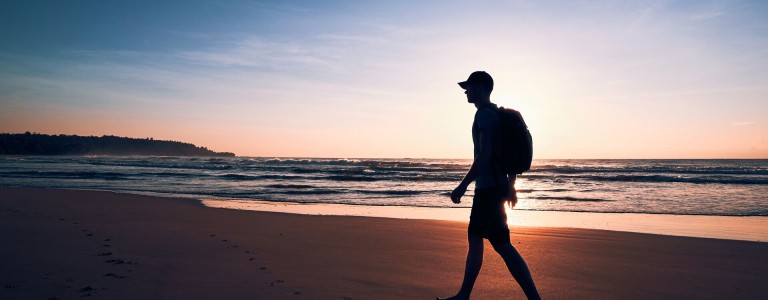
493, 106, 533, 176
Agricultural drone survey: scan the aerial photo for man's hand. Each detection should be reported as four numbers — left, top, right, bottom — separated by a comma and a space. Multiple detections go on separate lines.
450, 184, 468, 204
503, 180, 518, 208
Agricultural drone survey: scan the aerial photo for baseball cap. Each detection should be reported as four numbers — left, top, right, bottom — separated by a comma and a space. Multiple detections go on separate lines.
458, 71, 493, 91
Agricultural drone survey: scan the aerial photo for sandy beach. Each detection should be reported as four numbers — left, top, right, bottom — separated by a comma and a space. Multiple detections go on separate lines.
1, 188, 766, 299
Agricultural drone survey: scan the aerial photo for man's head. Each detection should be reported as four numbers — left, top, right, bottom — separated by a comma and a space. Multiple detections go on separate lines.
458, 71, 493, 104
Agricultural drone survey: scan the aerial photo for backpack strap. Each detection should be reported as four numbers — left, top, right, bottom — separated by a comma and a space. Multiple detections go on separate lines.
485, 106, 507, 196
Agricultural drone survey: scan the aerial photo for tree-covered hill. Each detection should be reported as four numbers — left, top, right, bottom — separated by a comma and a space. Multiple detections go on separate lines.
0, 132, 235, 157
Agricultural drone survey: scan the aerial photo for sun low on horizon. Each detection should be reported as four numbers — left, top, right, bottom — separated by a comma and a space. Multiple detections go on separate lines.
1, 1, 766, 159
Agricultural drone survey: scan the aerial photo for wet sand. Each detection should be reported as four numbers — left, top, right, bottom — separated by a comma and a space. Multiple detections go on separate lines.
202, 198, 768, 242
1, 188, 766, 299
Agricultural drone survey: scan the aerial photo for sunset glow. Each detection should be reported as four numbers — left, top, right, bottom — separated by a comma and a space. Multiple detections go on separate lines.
1, 1, 766, 158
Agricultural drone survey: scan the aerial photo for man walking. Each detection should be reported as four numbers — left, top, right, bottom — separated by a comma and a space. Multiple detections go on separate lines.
439, 71, 541, 300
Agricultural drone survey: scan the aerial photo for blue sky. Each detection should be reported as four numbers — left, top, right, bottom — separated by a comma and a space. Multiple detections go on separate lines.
1, 0, 766, 158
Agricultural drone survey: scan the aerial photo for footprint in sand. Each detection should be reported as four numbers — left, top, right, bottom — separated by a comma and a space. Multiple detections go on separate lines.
79, 286, 94, 297
103, 273, 126, 279
269, 279, 285, 287
105, 259, 125, 265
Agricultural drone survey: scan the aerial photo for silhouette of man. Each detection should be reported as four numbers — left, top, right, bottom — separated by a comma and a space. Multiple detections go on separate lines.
439, 71, 541, 300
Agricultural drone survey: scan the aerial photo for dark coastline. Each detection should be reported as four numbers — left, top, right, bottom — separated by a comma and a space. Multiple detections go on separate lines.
0, 132, 235, 157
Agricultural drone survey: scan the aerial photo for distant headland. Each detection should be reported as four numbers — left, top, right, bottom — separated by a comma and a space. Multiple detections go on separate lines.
0, 132, 235, 157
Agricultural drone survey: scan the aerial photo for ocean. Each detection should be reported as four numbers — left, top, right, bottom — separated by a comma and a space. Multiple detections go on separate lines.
0, 156, 765, 217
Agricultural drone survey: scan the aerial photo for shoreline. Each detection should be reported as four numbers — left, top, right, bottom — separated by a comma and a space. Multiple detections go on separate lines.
1, 188, 767, 299
202, 198, 768, 242
43, 187, 767, 242
8, 187, 766, 242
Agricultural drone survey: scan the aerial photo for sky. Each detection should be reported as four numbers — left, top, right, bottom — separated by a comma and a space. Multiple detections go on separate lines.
0, 0, 766, 159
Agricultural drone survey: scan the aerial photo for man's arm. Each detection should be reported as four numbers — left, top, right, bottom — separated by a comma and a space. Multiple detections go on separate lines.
450, 129, 493, 203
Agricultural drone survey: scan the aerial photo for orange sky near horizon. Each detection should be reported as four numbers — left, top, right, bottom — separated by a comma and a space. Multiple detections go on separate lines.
1, 1, 767, 159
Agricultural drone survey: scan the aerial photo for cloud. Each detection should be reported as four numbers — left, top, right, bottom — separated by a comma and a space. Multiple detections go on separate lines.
179, 38, 333, 69
732, 121, 756, 126
316, 34, 387, 45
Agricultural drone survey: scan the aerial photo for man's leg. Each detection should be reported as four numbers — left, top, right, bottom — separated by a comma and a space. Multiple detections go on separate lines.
441, 233, 484, 300
492, 242, 541, 300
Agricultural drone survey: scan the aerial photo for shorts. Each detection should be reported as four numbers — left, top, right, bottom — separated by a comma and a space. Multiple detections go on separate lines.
468, 186, 510, 246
